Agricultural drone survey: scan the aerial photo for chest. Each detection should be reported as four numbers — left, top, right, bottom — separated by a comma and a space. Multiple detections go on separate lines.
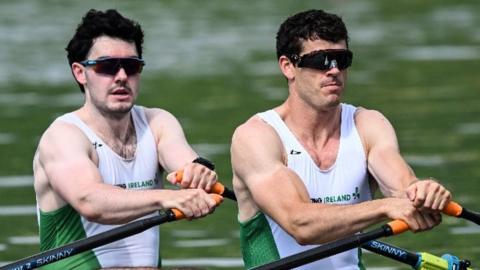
103, 137, 137, 160
301, 136, 340, 171
287, 137, 370, 204
90, 128, 160, 188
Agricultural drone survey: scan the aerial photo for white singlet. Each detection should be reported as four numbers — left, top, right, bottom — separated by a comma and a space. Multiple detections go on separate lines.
37, 105, 162, 269
240, 103, 372, 270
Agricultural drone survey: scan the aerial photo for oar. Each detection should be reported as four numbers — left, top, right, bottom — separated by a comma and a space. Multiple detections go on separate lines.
250, 220, 409, 270
363, 240, 473, 270
175, 170, 236, 201
203, 177, 475, 269
443, 201, 480, 225
195, 181, 475, 268
188, 177, 474, 269
249, 201, 475, 270
1, 194, 223, 270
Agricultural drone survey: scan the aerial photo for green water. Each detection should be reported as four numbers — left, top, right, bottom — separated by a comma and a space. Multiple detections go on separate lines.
0, 1, 479, 269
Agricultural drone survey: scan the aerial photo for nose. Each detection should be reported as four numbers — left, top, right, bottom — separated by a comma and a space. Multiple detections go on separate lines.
114, 67, 128, 81
113, 67, 129, 86
326, 60, 341, 74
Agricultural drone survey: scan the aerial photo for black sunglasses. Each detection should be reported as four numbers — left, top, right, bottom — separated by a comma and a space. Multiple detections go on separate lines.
292, 49, 353, 71
80, 57, 145, 76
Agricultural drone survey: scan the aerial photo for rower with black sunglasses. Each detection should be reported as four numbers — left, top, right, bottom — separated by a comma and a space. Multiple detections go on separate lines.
231, 9, 452, 270
33, 9, 220, 270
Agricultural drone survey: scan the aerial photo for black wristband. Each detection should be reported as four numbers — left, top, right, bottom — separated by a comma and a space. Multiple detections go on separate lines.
192, 157, 215, 171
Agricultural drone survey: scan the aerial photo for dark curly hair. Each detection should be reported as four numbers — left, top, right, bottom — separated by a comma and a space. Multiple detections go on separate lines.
276, 9, 349, 62
66, 9, 144, 92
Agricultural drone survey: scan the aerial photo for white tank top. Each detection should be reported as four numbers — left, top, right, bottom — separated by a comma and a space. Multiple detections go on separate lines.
56, 105, 162, 268
257, 103, 372, 270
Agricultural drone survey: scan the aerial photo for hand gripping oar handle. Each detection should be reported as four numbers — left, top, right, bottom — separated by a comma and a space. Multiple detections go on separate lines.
175, 170, 237, 201
443, 201, 480, 225
250, 219, 409, 270
387, 220, 409, 235
1, 194, 223, 270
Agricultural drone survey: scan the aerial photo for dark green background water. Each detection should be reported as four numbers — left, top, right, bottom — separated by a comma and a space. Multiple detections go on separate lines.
0, 1, 479, 269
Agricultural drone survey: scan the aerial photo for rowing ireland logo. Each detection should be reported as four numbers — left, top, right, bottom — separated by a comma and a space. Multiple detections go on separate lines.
310, 187, 361, 204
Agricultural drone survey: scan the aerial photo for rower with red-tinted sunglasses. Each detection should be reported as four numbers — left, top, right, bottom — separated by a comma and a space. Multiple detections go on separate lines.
80, 56, 145, 76
33, 8, 220, 270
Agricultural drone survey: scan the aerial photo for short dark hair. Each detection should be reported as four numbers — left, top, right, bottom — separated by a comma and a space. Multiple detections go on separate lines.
66, 9, 144, 92
276, 9, 349, 61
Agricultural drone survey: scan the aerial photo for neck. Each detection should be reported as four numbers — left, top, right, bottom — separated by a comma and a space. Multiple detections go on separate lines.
77, 105, 135, 143
277, 98, 342, 144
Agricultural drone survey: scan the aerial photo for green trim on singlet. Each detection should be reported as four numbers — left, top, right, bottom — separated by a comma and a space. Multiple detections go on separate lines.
358, 247, 366, 270
239, 212, 280, 269
39, 204, 100, 269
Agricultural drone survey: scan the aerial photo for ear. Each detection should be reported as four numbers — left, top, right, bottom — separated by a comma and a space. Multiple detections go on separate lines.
71, 62, 87, 85
278, 55, 296, 81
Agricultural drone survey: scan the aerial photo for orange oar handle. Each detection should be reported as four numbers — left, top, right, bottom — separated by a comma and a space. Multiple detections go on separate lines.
386, 201, 465, 235
387, 220, 410, 235
442, 201, 463, 217
170, 193, 223, 220
175, 170, 226, 195
171, 208, 184, 219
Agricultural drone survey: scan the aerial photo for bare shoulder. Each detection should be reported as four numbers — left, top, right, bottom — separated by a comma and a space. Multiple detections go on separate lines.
355, 107, 389, 124
37, 120, 92, 156
144, 107, 178, 126
355, 107, 395, 132
232, 115, 280, 146
143, 107, 186, 144
231, 115, 286, 173
355, 107, 398, 150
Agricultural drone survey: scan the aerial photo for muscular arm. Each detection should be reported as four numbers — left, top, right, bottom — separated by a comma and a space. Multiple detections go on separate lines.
147, 108, 198, 172
232, 117, 417, 244
35, 121, 216, 224
356, 109, 416, 197
147, 108, 217, 191
357, 108, 451, 222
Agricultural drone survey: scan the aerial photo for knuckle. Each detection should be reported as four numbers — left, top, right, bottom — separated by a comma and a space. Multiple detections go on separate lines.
404, 210, 414, 219
195, 163, 206, 173
190, 178, 199, 187
423, 200, 432, 208
415, 196, 426, 204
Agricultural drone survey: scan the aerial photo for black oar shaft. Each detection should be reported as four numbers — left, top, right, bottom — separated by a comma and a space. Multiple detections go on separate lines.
221, 187, 237, 201
460, 208, 480, 225
362, 240, 419, 267
249, 201, 478, 270
2, 194, 222, 270
2, 210, 176, 270
251, 225, 392, 270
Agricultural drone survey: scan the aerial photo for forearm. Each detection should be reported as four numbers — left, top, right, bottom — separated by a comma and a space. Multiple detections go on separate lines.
75, 186, 169, 224
285, 199, 390, 245
369, 158, 416, 198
